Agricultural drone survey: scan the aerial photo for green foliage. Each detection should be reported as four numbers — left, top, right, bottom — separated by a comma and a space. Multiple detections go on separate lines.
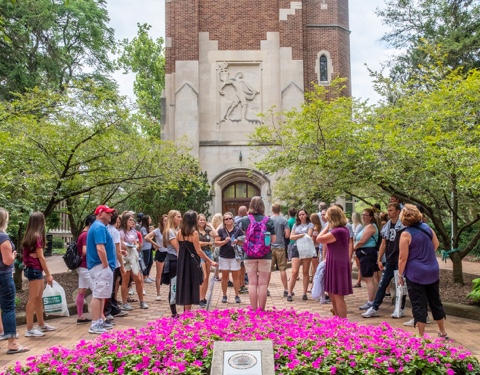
376, 0, 480, 84
121, 159, 212, 221
0, 82, 205, 237
51, 237, 65, 251
0, 0, 116, 100
116, 23, 165, 138
251, 69, 480, 284
467, 278, 480, 303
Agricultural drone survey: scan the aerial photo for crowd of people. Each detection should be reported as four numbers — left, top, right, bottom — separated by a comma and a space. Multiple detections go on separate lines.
0, 194, 449, 351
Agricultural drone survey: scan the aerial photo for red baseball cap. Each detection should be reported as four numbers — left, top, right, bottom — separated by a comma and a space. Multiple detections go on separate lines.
94, 205, 115, 215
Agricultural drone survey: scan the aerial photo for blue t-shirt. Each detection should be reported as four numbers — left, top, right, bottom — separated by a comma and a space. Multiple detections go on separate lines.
86, 220, 116, 271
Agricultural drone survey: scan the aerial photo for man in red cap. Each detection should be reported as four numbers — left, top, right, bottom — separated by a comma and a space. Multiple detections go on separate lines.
86, 205, 116, 334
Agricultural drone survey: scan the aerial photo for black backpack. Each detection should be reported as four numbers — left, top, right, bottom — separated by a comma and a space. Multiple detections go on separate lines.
63, 241, 82, 270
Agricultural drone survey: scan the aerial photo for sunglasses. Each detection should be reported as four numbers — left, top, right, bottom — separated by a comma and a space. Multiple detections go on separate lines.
224, 218, 233, 221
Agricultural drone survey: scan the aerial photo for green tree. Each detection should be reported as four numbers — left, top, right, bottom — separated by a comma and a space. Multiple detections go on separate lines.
120, 163, 212, 222
0, 82, 196, 238
251, 71, 480, 284
116, 23, 165, 138
0, 0, 115, 100
376, 0, 480, 84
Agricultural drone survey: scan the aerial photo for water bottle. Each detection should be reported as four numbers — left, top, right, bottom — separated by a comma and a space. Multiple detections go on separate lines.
264, 232, 271, 246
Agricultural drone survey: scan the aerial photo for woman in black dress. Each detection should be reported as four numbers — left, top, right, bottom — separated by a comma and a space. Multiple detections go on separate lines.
176, 211, 218, 311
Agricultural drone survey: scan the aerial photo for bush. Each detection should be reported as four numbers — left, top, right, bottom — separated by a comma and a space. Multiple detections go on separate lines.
51, 237, 65, 251
6, 309, 479, 375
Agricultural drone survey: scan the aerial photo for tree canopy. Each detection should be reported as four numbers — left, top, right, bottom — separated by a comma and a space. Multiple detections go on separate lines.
0, 0, 116, 100
251, 69, 480, 284
376, 0, 480, 84
116, 23, 165, 138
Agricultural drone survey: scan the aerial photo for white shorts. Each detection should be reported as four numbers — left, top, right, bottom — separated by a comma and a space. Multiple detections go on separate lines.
219, 257, 241, 272
77, 266, 92, 289
89, 264, 113, 299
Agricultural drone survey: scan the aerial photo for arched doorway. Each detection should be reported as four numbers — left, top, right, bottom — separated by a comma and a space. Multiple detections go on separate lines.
222, 181, 260, 216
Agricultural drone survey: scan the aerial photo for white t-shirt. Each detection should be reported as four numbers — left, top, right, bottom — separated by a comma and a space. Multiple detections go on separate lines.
107, 224, 121, 268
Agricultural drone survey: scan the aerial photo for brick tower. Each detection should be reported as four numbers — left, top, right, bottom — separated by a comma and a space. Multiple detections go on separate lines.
164, 0, 351, 214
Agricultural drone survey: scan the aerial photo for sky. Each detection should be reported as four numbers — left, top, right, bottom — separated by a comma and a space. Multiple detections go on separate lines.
107, 0, 394, 104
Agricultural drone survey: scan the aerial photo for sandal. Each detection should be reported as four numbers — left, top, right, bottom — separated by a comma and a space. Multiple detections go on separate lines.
353, 283, 362, 288
438, 332, 449, 339
127, 297, 138, 303
7, 345, 30, 355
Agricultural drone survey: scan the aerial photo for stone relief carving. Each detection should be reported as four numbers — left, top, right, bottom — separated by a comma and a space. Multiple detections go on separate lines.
218, 63, 260, 124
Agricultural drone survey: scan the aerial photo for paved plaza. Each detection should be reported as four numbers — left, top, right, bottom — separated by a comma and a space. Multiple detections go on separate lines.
0, 256, 479, 371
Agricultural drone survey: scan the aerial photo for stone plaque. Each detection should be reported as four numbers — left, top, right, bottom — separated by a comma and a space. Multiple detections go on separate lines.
212, 341, 274, 375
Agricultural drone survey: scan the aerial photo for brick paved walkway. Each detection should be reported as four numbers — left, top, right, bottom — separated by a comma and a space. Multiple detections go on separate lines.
0, 256, 478, 371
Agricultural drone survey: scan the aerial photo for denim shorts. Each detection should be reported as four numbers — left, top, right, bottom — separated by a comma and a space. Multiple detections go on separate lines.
200, 249, 213, 264
24, 268, 44, 281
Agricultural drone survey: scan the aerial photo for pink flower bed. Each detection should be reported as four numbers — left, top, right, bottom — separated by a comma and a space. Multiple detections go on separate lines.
4, 308, 479, 374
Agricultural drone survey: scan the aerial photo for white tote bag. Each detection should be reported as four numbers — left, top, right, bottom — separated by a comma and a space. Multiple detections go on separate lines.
392, 270, 408, 318
296, 235, 317, 259
42, 280, 70, 317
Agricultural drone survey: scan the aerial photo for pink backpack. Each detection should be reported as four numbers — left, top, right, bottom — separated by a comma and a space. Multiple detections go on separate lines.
243, 214, 270, 258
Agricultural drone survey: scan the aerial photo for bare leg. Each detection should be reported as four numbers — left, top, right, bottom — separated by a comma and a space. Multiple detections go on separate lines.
133, 273, 144, 303
279, 270, 288, 291
363, 276, 377, 302
248, 271, 258, 310
417, 321, 426, 336
330, 294, 347, 318
155, 261, 164, 296
26, 279, 43, 330
436, 319, 448, 337
200, 262, 209, 301
288, 258, 300, 296
221, 271, 229, 296
257, 272, 269, 310
231, 270, 240, 296
301, 258, 312, 295
121, 270, 131, 304
354, 256, 362, 285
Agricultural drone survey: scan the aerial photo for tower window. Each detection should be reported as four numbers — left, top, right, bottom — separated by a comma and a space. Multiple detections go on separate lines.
319, 55, 328, 82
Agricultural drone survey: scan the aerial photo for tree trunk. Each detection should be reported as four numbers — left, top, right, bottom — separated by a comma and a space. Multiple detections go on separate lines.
450, 252, 464, 285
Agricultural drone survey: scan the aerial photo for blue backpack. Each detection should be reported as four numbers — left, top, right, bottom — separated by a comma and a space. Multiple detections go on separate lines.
243, 214, 270, 258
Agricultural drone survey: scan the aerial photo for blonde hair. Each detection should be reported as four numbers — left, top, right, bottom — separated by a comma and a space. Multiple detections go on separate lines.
211, 213, 223, 230
163, 210, 180, 247
326, 206, 347, 228
351, 212, 362, 226
400, 204, 423, 226
0, 208, 9, 232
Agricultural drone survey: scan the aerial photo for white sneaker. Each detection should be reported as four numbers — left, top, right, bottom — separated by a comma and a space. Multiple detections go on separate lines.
391, 309, 405, 318
155, 295, 162, 301
25, 329, 45, 337
362, 306, 380, 318
105, 314, 114, 320
144, 278, 153, 283
404, 316, 431, 326
128, 287, 135, 295
121, 303, 134, 311
359, 302, 373, 310
89, 324, 107, 335
140, 301, 149, 309
101, 322, 114, 330
38, 323, 56, 332
403, 318, 415, 326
